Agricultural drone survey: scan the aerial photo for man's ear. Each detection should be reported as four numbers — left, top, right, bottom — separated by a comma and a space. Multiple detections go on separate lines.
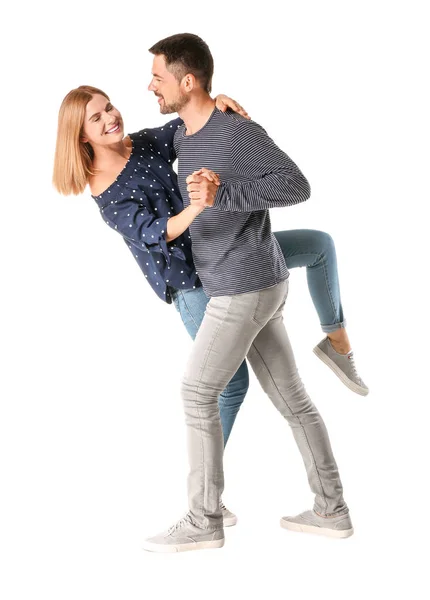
183, 73, 196, 92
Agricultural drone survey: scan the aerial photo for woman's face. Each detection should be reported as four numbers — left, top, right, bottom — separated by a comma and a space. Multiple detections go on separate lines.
82, 94, 124, 147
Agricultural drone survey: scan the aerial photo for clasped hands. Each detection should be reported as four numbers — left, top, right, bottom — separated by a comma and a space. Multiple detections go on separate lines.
186, 168, 221, 209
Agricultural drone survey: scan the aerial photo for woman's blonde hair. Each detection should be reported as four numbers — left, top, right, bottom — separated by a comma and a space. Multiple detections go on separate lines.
53, 85, 110, 195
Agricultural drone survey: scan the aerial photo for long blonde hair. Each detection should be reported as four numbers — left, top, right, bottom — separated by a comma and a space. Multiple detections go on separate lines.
53, 85, 110, 195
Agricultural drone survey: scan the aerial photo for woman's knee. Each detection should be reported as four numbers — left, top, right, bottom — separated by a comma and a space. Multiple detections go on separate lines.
312, 230, 335, 255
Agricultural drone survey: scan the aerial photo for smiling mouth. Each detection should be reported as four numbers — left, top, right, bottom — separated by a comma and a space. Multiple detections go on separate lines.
106, 122, 120, 134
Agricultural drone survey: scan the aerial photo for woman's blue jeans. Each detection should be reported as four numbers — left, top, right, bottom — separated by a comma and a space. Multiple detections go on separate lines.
172, 229, 346, 446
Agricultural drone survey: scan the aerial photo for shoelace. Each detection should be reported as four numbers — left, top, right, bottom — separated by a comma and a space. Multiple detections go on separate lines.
167, 515, 191, 535
220, 501, 226, 511
348, 352, 360, 379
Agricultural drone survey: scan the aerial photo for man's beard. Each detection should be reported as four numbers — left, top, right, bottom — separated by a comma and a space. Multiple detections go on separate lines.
159, 93, 190, 114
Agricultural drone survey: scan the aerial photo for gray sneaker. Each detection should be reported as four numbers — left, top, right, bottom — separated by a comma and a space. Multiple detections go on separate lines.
280, 510, 354, 539
313, 337, 369, 396
220, 499, 237, 527
142, 514, 224, 553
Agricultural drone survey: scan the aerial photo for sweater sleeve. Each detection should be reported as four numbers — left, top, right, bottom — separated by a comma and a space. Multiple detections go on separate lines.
213, 119, 310, 212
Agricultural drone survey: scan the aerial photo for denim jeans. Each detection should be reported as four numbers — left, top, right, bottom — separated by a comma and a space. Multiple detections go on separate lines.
172, 229, 346, 446
180, 280, 348, 529
274, 229, 345, 332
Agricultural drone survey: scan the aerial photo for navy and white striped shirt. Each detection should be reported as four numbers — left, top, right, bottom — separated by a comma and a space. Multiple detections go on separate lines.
174, 108, 311, 297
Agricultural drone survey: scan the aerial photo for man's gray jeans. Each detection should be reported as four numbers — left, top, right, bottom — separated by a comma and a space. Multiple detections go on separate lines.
181, 280, 348, 529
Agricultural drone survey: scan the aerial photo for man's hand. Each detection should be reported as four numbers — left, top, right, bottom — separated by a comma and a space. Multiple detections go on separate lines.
186, 168, 221, 208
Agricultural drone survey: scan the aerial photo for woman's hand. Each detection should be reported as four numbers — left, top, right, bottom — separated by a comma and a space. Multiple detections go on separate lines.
214, 95, 250, 119
186, 168, 220, 208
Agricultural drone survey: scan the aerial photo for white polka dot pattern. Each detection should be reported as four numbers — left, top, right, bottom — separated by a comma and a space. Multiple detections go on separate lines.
91, 118, 200, 303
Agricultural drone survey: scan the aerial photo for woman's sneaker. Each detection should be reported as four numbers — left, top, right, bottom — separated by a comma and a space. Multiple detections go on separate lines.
313, 337, 369, 396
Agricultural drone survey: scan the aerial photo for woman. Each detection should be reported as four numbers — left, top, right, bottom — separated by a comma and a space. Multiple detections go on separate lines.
53, 85, 367, 523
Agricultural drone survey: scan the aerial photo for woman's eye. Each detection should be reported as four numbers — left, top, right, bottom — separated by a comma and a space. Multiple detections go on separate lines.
107, 105, 113, 111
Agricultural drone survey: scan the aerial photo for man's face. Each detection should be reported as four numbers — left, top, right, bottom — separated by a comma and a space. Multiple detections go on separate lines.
148, 54, 190, 114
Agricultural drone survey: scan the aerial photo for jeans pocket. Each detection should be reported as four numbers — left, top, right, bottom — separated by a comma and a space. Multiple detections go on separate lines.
252, 281, 289, 326
251, 289, 277, 327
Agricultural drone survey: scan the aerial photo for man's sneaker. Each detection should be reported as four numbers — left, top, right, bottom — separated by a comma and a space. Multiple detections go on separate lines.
142, 514, 224, 553
313, 337, 369, 396
280, 510, 354, 539
220, 500, 238, 527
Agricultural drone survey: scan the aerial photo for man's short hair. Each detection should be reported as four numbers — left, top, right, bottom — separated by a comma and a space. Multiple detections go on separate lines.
149, 33, 214, 93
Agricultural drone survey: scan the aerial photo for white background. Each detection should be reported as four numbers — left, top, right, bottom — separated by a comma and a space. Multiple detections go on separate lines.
1, 1, 429, 598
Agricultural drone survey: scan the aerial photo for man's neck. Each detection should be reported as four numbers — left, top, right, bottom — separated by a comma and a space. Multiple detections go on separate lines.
178, 94, 216, 136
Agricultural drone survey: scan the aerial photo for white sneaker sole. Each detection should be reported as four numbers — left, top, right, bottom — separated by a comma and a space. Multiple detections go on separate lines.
313, 346, 369, 396
223, 515, 238, 527
280, 518, 354, 539
142, 537, 225, 553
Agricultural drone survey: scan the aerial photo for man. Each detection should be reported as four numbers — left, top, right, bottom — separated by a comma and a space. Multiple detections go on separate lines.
143, 33, 353, 553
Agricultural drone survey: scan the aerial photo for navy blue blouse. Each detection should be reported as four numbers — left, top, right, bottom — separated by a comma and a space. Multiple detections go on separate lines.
91, 118, 200, 303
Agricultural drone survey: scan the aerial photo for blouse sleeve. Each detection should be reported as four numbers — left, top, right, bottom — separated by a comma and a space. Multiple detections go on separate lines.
132, 117, 183, 165
101, 194, 171, 263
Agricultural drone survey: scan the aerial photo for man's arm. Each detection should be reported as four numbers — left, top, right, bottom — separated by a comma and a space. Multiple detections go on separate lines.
188, 119, 311, 212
